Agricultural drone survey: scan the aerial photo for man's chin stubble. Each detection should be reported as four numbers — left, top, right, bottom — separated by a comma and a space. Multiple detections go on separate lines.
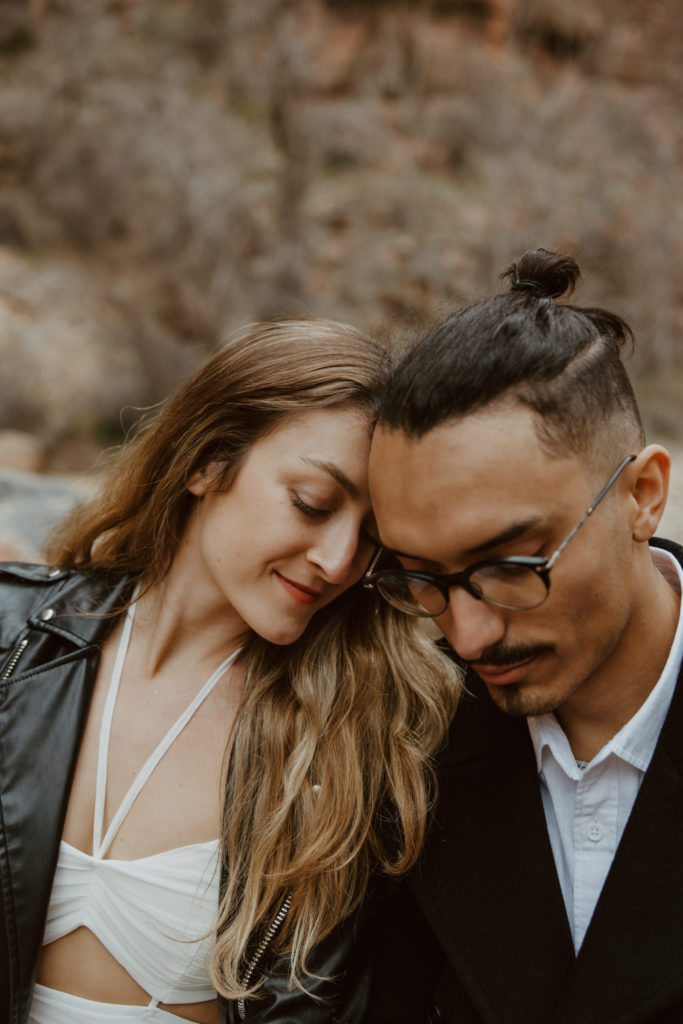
485, 682, 562, 718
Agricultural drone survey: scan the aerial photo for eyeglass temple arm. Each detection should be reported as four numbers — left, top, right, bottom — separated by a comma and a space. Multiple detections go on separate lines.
363, 545, 385, 581
544, 454, 636, 571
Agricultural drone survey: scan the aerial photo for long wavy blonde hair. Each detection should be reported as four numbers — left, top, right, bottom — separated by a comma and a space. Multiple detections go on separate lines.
46, 317, 462, 999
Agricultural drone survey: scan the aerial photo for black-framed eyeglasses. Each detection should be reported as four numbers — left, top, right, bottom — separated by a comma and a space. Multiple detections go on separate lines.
363, 454, 636, 618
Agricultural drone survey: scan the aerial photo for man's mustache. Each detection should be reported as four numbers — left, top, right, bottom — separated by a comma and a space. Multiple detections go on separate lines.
465, 641, 555, 668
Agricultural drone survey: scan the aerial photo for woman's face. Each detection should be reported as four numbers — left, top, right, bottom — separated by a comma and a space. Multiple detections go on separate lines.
182, 405, 376, 645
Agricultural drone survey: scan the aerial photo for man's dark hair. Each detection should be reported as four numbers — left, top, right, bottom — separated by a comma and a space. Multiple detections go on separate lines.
378, 249, 645, 458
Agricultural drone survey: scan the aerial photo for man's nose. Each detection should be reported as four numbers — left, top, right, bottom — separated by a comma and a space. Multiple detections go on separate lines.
437, 586, 507, 662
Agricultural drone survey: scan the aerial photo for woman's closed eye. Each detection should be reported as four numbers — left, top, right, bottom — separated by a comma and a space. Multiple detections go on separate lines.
290, 492, 331, 519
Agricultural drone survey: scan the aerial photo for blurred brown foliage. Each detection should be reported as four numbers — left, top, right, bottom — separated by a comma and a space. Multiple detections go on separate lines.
0, 0, 682, 469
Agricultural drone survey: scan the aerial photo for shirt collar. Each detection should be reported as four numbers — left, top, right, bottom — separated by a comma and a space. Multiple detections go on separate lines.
528, 546, 683, 777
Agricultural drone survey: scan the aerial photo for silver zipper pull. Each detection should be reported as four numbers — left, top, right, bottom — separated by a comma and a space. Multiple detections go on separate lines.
1, 637, 29, 680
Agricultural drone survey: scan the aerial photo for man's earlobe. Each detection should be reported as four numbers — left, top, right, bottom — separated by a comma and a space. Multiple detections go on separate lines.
630, 445, 671, 542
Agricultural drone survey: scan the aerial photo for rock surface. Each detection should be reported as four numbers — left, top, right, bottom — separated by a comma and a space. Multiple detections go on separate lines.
660, 445, 683, 545
0, 469, 90, 562
0, 0, 680, 556
0, 429, 47, 472
0, 0, 681, 462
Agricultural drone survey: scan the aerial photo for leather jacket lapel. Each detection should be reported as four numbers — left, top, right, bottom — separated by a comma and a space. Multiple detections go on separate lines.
0, 647, 101, 1022
0, 565, 133, 1023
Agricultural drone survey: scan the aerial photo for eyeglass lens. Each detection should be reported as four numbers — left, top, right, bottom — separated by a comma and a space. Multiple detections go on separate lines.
377, 562, 549, 616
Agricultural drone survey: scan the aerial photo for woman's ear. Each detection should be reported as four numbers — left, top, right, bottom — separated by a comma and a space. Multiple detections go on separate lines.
187, 465, 214, 496
187, 461, 229, 496
629, 445, 671, 542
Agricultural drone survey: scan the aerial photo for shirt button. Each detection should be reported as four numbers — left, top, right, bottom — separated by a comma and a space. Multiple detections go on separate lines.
586, 820, 604, 842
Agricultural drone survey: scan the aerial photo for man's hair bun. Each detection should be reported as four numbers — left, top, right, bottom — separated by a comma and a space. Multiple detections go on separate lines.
503, 248, 580, 300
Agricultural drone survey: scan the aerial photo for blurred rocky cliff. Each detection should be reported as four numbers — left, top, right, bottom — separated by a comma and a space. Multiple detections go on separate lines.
0, 0, 682, 554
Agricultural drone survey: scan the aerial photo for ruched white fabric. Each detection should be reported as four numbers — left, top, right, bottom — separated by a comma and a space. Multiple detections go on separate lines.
43, 839, 220, 1002
30, 596, 240, 1022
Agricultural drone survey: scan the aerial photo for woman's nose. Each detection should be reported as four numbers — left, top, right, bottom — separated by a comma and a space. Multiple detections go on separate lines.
308, 522, 362, 585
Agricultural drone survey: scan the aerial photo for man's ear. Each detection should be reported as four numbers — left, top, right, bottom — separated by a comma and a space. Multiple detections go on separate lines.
629, 445, 671, 542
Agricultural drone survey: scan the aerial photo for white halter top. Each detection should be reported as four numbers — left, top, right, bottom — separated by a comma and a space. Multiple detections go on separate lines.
42, 598, 240, 1006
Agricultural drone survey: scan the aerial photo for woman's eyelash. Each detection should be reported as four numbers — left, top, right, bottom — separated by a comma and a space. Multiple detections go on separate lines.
290, 493, 330, 519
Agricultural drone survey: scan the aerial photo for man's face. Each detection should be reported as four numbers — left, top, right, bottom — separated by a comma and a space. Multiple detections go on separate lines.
369, 403, 638, 718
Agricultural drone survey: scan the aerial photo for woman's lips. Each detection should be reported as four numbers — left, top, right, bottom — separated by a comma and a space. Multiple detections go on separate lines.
275, 572, 322, 605
471, 657, 537, 686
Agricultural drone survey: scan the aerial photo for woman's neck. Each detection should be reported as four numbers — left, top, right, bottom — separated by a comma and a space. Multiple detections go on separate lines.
132, 564, 249, 679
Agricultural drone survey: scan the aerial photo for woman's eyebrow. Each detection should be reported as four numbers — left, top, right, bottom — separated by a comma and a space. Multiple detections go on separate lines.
298, 457, 359, 498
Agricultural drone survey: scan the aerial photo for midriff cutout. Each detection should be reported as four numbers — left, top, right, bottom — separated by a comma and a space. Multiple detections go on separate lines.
37, 929, 220, 1024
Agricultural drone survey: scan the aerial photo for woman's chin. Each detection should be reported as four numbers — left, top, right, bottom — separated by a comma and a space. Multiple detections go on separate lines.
253, 617, 310, 647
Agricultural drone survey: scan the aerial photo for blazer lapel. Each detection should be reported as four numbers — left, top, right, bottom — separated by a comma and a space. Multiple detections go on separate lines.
411, 681, 575, 1024
556, 661, 683, 1023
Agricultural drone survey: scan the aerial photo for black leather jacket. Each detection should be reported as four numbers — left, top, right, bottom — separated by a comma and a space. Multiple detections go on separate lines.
0, 563, 375, 1024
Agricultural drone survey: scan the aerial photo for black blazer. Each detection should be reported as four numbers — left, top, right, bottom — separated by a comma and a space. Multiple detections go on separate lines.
367, 537, 683, 1024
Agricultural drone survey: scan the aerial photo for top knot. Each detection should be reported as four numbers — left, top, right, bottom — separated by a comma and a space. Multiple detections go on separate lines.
503, 248, 581, 300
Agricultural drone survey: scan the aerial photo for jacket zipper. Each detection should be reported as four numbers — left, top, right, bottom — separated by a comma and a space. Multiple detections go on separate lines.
237, 890, 293, 1021
1, 638, 28, 680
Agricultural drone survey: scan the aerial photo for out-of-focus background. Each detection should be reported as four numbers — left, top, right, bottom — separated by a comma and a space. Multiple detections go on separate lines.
0, 0, 681, 559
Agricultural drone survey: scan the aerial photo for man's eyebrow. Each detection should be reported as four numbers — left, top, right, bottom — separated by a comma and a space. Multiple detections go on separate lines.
299, 457, 359, 498
380, 517, 543, 564
461, 518, 544, 557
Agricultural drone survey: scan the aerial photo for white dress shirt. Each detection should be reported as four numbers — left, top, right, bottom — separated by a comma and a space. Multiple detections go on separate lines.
527, 547, 683, 952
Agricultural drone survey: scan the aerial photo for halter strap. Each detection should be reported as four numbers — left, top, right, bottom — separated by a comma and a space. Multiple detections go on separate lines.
93, 595, 239, 858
